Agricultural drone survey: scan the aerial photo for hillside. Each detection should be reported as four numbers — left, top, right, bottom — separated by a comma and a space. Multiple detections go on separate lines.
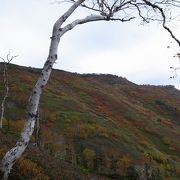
0, 63, 180, 179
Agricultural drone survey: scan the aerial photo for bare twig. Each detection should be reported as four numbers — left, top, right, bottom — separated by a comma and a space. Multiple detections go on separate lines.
142, 0, 180, 47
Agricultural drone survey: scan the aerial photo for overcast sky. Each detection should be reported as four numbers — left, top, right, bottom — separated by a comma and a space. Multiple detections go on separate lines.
0, 0, 180, 88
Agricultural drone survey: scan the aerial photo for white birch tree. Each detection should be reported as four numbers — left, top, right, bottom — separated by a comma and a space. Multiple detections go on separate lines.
1, 0, 180, 179
0, 53, 17, 129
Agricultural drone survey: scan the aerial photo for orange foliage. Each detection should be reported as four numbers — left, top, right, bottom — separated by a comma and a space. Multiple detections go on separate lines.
0, 145, 7, 159
17, 157, 49, 180
78, 123, 109, 139
9, 119, 24, 133
117, 155, 132, 171
19, 74, 34, 83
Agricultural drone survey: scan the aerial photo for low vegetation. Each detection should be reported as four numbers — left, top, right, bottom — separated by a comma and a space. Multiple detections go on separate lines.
0, 63, 180, 179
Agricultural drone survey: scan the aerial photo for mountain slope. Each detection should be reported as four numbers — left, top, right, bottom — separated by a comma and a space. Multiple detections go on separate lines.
0, 63, 180, 179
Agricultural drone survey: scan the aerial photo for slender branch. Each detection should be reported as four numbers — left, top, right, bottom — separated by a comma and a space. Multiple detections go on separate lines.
130, 2, 149, 23
143, 0, 180, 47
60, 14, 135, 36
0, 54, 17, 129
112, 0, 132, 14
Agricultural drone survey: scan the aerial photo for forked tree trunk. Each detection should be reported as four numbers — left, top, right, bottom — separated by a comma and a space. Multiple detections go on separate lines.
1, 2, 111, 178
0, 0, 85, 179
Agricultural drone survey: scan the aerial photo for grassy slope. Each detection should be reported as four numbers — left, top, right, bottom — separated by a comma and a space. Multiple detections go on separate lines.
0, 63, 180, 179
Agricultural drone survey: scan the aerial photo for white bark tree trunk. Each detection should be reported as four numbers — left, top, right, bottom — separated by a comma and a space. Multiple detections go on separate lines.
0, 62, 9, 129
0, 0, 86, 179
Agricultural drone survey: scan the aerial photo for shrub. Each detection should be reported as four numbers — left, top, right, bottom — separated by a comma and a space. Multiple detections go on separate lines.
17, 157, 49, 180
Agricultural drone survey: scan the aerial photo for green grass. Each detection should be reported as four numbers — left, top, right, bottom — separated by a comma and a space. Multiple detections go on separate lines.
141, 129, 179, 157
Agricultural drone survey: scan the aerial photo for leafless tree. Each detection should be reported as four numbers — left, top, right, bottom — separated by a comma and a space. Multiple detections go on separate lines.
1, 0, 180, 179
0, 53, 17, 129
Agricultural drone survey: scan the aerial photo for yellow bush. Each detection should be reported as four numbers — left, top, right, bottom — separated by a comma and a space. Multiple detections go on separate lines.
18, 157, 49, 180
78, 123, 109, 139
49, 112, 58, 123
162, 137, 172, 146
143, 150, 167, 163
83, 148, 96, 160
82, 148, 96, 168
117, 155, 132, 171
0, 146, 7, 159
6, 119, 25, 133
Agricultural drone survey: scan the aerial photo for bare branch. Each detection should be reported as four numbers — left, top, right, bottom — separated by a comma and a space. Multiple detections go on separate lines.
52, 0, 85, 34
142, 0, 180, 47
60, 14, 135, 36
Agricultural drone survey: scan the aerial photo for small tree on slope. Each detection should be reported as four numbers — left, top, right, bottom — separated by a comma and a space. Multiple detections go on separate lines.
0, 53, 17, 129
1, 0, 180, 179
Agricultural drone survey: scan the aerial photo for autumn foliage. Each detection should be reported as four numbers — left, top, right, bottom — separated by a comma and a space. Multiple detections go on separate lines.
0, 63, 180, 179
